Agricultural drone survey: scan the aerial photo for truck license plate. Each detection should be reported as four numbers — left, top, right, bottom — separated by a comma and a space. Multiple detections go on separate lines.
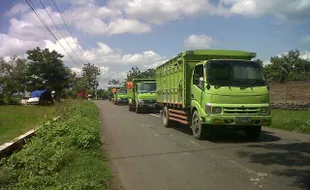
235, 117, 252, 124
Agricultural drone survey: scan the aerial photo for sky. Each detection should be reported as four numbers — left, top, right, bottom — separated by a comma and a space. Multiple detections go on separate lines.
0, 0, 310, 88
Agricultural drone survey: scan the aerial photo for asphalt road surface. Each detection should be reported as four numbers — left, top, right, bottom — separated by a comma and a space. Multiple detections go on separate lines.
95, 100, 310, 190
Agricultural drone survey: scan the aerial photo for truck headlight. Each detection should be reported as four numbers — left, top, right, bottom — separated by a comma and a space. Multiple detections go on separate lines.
212, 107, 222, 114
117, 98, 121, 101
206, 104, 211, 115
260, 107, 269, 115
138, 100, 144, 104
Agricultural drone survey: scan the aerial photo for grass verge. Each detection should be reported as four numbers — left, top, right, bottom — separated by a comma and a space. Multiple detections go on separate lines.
270, 110, 310, 134
0, 104, 61, 144
0, 100, 112, 190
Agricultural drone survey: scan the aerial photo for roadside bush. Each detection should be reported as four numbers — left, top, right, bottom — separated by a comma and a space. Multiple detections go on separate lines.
0, 100, 111, 190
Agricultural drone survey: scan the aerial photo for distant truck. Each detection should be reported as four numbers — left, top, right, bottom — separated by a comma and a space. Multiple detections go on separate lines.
127, 78, 157, 113
115, 87, 128, 105
156, 50, 271, 140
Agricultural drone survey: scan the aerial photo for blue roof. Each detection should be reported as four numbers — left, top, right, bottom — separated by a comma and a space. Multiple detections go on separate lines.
30, 90, 46, 98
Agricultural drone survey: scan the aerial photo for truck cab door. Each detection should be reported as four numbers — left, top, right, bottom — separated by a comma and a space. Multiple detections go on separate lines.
191, 64, 204, 104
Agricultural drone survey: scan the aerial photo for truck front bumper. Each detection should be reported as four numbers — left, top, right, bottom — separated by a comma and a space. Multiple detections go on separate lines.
202, 115, 272, 127
138, 103, 157, 109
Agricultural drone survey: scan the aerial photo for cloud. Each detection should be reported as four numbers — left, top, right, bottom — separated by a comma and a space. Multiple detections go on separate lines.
5, 3, 29, 16
300, 51, 310, 60
108, 0, 227, 24
62, 4, 150, 35
0, 34, 44, 57
184, 34, 214, 49
43, 40, 165, 87
219, 0, 310, 22
301, 35, 310, 43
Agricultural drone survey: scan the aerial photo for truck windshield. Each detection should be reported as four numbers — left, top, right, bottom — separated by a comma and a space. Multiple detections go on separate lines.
138, 83, 156, 93
119, 90, 127, 94
207, 60, 266, 87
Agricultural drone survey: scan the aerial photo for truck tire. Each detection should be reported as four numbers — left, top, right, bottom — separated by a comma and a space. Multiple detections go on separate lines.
244, 126, 262, 139
129, 105, 132, 111
162, 106, 173, 128
191, 111, 206, 140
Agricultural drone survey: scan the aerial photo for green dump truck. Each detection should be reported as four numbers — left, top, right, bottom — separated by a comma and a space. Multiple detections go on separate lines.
127, 78, 157, 113
156, 50, 271, 140
115, 87, 128, 105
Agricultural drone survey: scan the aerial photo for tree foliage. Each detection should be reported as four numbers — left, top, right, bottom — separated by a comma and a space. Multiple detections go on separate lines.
125, 66, 155, 82
82, 63, 101, 90
264, 50, 310, 83
108, 79, 119, 85
25, 47, 71, 100
0, 56, 27, 104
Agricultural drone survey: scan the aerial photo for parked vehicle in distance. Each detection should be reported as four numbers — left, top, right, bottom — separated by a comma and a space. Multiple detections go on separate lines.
127, 78, 158, 113
115, 87, 128, 105
156, 49, 271, 140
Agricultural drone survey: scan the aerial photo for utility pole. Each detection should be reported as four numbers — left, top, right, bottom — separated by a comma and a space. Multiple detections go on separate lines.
95, 72, 98, 99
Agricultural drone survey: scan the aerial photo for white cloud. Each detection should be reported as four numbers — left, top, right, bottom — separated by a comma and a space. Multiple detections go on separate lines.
62, 5, 150, 35
219, 0, 310, 22
184, 34, 214, 49
109, 0, 220, 24
301, 35, 310, 43
43, 39, 165, 87
300, 51, 310, 60
44, 37, 85, 67
0, 34, 44, 57
5, 3, 29, 16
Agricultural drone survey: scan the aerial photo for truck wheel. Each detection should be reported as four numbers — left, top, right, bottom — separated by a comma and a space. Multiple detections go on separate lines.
244, 126, 262, 139
191, 111, 206, 140
162, 106, 172, 128
129, 105, 132, 111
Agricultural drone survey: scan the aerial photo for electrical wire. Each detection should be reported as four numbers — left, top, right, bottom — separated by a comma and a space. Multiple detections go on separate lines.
51, 0, 90, 64
39, 0, 86, 66
24, 0, 82, 69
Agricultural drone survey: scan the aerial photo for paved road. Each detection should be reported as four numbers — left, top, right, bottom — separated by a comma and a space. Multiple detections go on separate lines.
96, 100, 310, 190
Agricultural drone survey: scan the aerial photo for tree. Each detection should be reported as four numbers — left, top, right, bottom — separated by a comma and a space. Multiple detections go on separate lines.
264, 49, 310, 83
0, 56, 27, 104
254, 59, 264, 68
125, 66, 156, 82
82, 63, 101, 90
26, 47, 71, 101
108, 79, 120, 85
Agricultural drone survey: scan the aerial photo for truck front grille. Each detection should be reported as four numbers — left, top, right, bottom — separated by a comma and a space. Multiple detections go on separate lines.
223, 107, 260, 115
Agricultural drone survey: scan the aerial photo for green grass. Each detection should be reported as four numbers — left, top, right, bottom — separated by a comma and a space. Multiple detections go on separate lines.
0, 105, 60, 145
270, 110, 310, 133
0, 100, 112, 190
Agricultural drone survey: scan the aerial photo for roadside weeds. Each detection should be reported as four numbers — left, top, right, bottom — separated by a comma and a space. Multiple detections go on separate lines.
0, 100, 112, 190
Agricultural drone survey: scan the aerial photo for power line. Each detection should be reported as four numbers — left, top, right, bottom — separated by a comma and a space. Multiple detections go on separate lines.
24, 0, 82, 69
39, 0, 85, 66
51, 0, 90, 64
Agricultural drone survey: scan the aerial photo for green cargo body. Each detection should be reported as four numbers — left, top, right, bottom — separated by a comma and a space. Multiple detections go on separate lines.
128, 78, 158, 113
156, 49, 271, 140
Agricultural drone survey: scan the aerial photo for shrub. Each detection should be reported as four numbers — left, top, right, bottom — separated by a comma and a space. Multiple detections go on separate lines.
0, 100, 111, 189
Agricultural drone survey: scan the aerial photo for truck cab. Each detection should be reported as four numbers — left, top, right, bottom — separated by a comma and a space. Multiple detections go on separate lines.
190, 59, 271, 139
128, 79, 157, 113
116, 87, 128, 105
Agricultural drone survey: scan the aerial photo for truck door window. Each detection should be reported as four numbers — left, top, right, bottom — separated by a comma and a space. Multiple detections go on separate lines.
193, 64, 204, 88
